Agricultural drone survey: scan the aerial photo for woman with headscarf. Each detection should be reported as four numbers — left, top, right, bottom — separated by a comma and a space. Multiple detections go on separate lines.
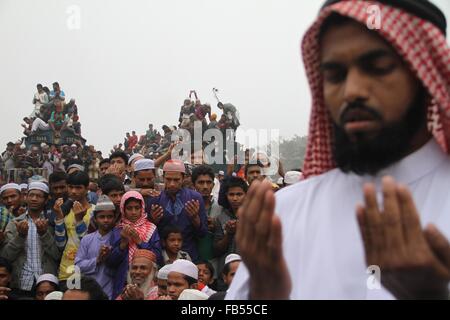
105, 191, 161, 299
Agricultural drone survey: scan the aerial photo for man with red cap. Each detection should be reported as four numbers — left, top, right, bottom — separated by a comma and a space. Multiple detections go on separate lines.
228, 0, 450, 300
147, 159, 208, 263
117, 249, 159, 300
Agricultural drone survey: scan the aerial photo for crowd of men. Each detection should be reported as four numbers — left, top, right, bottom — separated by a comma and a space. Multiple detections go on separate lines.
1, 141, 103, 185
111, 92, 240, 161
0, 81, 93, 184
23, 82, 80, 138
0, 144, 302, 300
0, 82, 301, 301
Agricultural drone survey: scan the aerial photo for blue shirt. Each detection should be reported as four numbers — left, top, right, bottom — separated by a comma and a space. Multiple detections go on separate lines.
146, 188, 208, 263
87, 192, 99, 205
75, 230, 114, 299
49, 90, 65, 100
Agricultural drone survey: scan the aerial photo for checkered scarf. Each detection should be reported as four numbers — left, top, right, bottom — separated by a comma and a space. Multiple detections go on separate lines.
301, 0, 450, 178
118, 191, 157, 264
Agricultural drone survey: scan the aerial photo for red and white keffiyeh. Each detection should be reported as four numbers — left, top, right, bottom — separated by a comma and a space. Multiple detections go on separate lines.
301, 0, 450, 178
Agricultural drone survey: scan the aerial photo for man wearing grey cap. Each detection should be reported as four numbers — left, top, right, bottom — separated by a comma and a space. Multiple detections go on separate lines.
75, 195, 116, 299
1, 182, 60, 299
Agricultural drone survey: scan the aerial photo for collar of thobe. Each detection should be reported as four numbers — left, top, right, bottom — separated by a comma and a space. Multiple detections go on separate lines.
349, 138, 446, 185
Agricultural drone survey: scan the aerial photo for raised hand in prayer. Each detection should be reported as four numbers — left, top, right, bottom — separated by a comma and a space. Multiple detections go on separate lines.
236, 180, 291, 300
120, 225, 132, 240
97, 245, 111, 264
53, 198, 65, 220
35, 218, 49, 236
128, 228, 142, 245
105, 163, 124, 179
357, 176, 450, 300
150, 204, 164, 224
15, 220, 29, 238
185, 199, 200, 218
73, 201, 87, 222
225, 220, 237, 235
0, 287, 11, 300
122, 284, 145, 300
17, 207, 26, 216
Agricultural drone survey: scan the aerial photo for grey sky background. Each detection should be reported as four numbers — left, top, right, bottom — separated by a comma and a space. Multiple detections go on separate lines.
1, 0, 449, 154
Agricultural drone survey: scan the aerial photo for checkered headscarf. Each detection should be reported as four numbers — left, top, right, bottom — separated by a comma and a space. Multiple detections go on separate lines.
301, 0, 450, 178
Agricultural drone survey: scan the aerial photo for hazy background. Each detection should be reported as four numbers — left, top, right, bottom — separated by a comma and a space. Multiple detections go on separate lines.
1, 0, 449, 154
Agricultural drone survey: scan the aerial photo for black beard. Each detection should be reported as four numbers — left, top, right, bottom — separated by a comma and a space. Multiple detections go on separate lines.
332, 90, 427, 176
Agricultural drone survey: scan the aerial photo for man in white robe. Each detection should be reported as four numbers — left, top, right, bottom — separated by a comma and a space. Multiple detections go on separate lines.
227, 0, 450, 300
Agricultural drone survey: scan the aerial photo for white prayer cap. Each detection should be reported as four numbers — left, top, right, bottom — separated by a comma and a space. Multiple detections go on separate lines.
231, 172, 237, 177
157, 264, 172, 280
134, 159, 155, 172
218, 170, 224, 176
284, 171, 303, 185
225, 253, 241, 266
178, 289, 209, 300
40, 143, 48, 148
28, 182, 49, 194
15, 140, 22, 144
19, 184, 28, 190
44, 291, 63, 300
67, 164, 85, 172
169, 259, 198, 280
71, 144, 77, 148
94, 195, 115, 212
20, 145, 26, 150
0, 183, 21, 195
128, 153, 144, 165
37, 273, 59, 287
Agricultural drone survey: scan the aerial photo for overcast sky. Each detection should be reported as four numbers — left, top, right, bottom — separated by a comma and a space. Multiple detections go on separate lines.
1, 0, 449, 154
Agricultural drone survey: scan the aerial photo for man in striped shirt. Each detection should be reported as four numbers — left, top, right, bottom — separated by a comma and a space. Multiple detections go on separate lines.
55, 171, 94, 289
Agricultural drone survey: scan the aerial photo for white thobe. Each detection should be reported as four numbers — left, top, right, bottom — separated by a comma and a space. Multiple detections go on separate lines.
31, 92, 49, 117
226, 138, 450, 300
31, 118, 50, 132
